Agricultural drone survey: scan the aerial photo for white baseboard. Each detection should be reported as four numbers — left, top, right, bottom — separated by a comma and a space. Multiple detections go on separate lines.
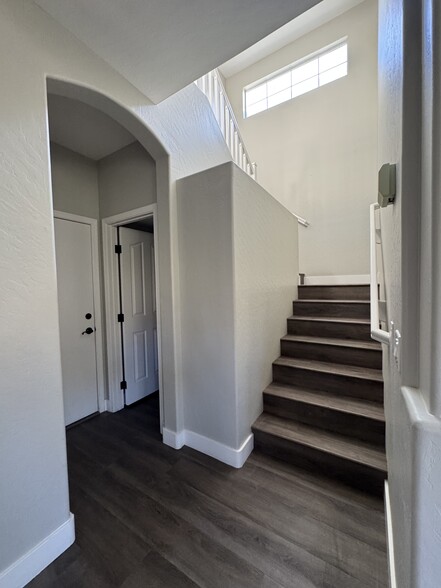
385, 481, 397, 588
303, 274, 369, 285
162, 428, 254, 468
185, 431, 254, 468
162, 427, 186, 449
0, 513, 75, 588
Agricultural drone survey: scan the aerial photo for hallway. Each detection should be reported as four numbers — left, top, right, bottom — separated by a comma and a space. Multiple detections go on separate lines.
28, 396, 388, 587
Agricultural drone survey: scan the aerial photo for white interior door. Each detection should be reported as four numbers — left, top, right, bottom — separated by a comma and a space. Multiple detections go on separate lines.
120, 226, 158, 405
54, 218, 99, 426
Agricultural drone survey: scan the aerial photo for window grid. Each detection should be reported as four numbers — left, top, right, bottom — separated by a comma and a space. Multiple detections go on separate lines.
244, 41, 348, 118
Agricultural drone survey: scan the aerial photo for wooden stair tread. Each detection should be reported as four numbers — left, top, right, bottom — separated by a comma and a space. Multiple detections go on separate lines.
299, 284, 369, 288
294, 299, 370, 304
264, 384, 385, 422
253, 413, 387, 472
289, 316, 371, 325
281, 334, 381, 350
274, 356, 383, 382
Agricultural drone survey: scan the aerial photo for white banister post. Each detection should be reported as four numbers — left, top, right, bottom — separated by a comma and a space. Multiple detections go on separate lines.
239, 143, 244, 170
195, 68, 258, 180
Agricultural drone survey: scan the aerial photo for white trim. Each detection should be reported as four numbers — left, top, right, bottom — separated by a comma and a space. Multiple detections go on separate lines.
102, 204, 164, 430
303, 274, 370, 285
162, 429, 254, 469
0, 513, 75, 588
162, 427, 186, 450
185, 431, 254, 468
384, 482, 397, 588
53, 211, 106, 415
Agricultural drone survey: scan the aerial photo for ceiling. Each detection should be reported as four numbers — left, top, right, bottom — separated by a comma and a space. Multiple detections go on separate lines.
219, 0, 366, 78
47, 94, 136, 160
125, 218, 154, 233
34, 0, 322, 103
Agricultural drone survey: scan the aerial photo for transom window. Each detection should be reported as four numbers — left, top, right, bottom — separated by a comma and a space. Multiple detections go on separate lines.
244, 40, 348, 118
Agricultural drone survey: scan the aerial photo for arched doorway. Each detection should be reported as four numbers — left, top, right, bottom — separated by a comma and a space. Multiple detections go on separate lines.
46, 78, 171, 431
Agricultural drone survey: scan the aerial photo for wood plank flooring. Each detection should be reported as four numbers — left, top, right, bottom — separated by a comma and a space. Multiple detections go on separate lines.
28, 394, 388, 588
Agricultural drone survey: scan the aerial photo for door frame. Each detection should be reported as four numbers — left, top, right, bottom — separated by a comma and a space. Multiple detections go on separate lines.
53, 210, 106, 415
102, 204, 163, 430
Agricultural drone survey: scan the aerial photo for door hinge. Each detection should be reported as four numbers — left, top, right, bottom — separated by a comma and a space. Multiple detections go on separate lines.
117, 313, 124, 323
120, 380, 127, 390
115, 244, 122, 254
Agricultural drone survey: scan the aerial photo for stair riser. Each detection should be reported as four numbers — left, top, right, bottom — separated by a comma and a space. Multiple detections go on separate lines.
298, 285, 370, 301
293, 301, 370, 319
280, 340, 382, 369
272, 364, 383, 403
287, 319, 372, 341
253, 430, 385, 496
263, 394, 385, 446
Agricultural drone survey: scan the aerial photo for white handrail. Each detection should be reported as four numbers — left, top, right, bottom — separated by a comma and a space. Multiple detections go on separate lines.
294, 214, 309, 227
370, 202, 391, 345
195, 69, 257, 180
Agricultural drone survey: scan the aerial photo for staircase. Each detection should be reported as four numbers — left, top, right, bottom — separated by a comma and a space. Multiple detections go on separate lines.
252, 284, 387, 496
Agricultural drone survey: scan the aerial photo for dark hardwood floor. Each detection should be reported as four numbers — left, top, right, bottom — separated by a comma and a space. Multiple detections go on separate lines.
28, 394, 388, 587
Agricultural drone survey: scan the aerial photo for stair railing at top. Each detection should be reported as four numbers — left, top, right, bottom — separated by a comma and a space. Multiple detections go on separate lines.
370, 202, 391, 345
195, 69, 310, 228
195, 69, 257, 180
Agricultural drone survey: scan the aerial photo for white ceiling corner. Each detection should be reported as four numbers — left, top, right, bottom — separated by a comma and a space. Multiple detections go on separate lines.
47, 94, 136, 160
219, 0, 367, 78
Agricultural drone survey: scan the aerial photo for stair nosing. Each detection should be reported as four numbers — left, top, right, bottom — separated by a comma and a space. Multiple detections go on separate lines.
281, 334, 381, 350
263, 384, 385, 422
293, 299, 370, 304
273, 356, 383, 382
253, 414, 387, 472
288, 316, 371, 325
298, 284, 369, 288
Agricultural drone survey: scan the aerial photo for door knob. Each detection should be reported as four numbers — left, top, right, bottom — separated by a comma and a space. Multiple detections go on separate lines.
82, 327, 94, 335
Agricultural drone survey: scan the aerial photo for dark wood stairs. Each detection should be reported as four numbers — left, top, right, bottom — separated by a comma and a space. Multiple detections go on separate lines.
252, 284, 387, 496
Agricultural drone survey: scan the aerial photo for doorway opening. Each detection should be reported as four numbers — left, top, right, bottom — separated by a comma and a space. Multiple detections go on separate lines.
102, 205, 163, 429
47, 87, 164, 433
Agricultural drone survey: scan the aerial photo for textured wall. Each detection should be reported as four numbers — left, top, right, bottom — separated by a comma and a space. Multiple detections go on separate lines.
178, 162, 298, 449
50, 142, 100, 218
226, 0, 378, 277
98, 142, 157, 219
0, 0, 230, 577
232, 166, 298, 445
378, 1, 441, 587
177, 164, 236, 446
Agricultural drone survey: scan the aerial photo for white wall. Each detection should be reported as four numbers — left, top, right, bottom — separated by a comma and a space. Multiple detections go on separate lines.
232, 165, 298, 444
225, 0, 378, 277
378, 1, 441, 587
50, 141, 156, 220
178, 163, 237, 447
178, 162, 298, 450
50, 142, 99, 218
98, 142, 156, 218
0, 0, 230, 582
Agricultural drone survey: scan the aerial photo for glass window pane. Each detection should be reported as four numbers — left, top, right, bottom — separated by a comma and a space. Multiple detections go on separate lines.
246, 98, 267, 117
291, 59, 318, 85
319, 44, 347, 73
267, 71, 291, 97
268, 87, 291, 108
319, 62, 348, 86
292, 76, 318, 98
245, 83, 267, 107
